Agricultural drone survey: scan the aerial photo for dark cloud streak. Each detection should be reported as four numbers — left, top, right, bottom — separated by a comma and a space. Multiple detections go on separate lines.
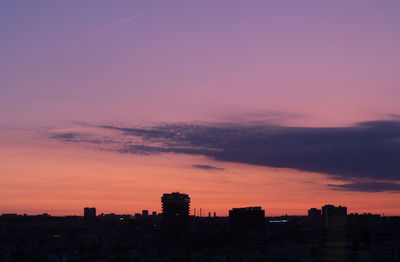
328, 182, 400, 192
50, 120, 400, 192
103, 120, 400, 182
50, 132, 115, 145
192, 165, 224, 171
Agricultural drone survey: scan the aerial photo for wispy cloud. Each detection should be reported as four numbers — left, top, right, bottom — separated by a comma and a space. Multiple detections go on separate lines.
192, 165, 224, 171
217, 111, 303, 125
50, 131, 115, 144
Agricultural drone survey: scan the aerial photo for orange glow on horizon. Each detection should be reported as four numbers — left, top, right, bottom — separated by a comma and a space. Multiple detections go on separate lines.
0, 131, 399, 217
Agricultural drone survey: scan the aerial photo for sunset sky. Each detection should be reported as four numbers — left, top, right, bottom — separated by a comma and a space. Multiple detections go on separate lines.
1, 0, 400, 216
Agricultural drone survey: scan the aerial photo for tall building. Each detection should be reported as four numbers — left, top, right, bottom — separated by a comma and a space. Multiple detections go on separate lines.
229, 206, 265, 230
84, 207, 96, 218
161, 192, 190, 228
308, 208, 322, 230
322, 204, 347, 229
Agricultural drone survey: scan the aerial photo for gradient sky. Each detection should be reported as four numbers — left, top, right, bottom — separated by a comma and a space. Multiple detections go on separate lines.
1, 1, 400, 216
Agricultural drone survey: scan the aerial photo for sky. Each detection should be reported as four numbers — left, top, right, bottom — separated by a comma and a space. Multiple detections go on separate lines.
1, 0, 400, 216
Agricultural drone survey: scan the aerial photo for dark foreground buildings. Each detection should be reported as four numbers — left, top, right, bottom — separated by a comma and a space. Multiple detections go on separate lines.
229, 206, 265, 230
1, 197, 400, 261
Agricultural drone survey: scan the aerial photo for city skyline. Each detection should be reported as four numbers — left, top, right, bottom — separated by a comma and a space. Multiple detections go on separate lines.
2, 195, 397, 261
1, 1, 400, 216
0, 193, 389, 218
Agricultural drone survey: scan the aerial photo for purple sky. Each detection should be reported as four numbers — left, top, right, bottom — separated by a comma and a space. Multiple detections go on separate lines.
1, 1, 400, 215
1, 0, 400, 128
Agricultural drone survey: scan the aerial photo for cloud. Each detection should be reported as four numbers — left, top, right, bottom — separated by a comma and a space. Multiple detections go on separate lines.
387, 114, 400, 120
192, 165, 224, 171
328, 181, 400, 192
214, 111, 303, 125
51, 119, 400, 189
101, 120, 400, 181
50, 132, 80, 141
50, 132, 114, 144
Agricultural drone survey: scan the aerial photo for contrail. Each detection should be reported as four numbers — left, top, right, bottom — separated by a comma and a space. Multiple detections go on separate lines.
77, 13, 142, 40
46, 13, 142, 53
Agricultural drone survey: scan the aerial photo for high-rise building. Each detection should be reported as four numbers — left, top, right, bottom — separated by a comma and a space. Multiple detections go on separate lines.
142, 210, 149, 216
322, 204, 347, 228
84, 207, 96, 218
161, 192, 190, 228
308, 208, 322, 230
229, 206, 265, 230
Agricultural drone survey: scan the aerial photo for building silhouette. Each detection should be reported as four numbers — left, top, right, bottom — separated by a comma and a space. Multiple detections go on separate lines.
322, 204, 347, 229
308, 207, 322, 230
83, 207, 96, 218
161, 192, 190, 229
229, 206, 265, 230
308, 207, 321, 217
